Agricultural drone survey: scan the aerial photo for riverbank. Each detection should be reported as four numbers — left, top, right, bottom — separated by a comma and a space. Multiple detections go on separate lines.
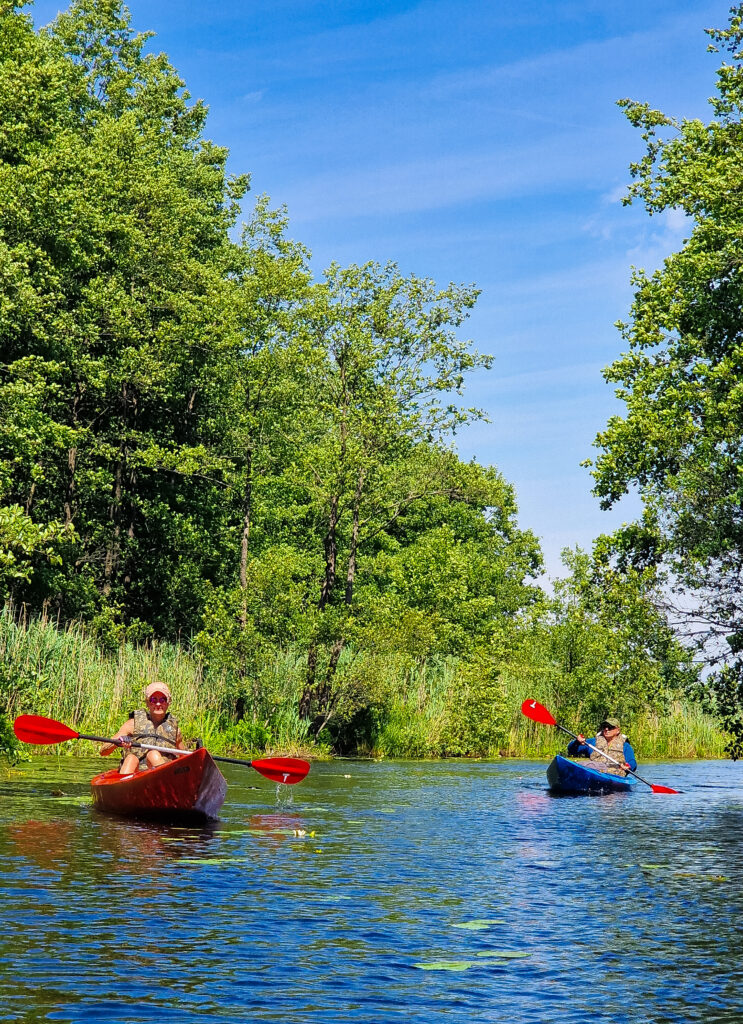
0, 607, 728, 761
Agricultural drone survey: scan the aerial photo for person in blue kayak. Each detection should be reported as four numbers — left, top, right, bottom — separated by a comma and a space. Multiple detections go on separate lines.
566, 717, 637, 777
100, 681, 186, 774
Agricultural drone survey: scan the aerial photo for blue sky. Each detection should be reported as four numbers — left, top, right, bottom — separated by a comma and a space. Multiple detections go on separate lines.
31, 0, 728, 578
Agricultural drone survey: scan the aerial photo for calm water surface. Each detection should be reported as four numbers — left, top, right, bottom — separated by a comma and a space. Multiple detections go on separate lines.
0, 757, 741, 1023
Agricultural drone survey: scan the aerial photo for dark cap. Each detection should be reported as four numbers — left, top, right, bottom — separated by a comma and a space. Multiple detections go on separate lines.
600, 717, 620, 730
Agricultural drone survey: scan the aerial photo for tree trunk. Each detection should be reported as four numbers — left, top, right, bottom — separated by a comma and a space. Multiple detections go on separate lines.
301, 491, 340, 717
64, 383, 83, 527
103, 457, 122, 597
239, 446, 253, 627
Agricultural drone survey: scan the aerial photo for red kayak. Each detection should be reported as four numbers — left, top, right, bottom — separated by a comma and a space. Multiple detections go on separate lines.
90, 747, 227, 823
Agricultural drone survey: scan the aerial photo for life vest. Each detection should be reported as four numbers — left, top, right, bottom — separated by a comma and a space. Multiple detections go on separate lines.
590, 732, 628, 775
130, 708, 179, 761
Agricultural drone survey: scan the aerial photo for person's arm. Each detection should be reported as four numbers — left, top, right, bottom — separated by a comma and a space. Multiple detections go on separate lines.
176, 727, 187, 751
567, 735, 594, 757
100, 718, 134, 756
623, 740, 637, 772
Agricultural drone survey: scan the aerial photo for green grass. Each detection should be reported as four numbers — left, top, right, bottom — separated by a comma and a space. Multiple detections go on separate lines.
0, 605, 729, 761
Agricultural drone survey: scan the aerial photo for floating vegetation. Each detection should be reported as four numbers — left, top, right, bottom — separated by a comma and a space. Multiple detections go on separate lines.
452, 919, 505, 930
672, 871, 730, 881
415, 951, 531, 971
476, 951, 531, 959
415, 961, 476, 972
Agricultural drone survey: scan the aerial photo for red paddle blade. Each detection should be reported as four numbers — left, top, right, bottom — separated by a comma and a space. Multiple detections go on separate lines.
650, 783, 680, 794
251, 756, 310, 785
520, 699, 557, 726
13, 714, 80, 745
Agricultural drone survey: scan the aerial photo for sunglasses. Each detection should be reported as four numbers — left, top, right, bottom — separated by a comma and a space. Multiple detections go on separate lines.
148, 695, 169, 705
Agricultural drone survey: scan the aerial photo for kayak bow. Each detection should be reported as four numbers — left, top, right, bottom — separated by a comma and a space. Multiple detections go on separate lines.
546, 754, 638, 795
90, 747, 227, 822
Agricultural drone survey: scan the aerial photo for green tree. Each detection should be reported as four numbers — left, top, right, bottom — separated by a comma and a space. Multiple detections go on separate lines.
587, 6, 743, 754
0, 0, 249, 632
511, 545, 697, 732
290, 261, 493, 729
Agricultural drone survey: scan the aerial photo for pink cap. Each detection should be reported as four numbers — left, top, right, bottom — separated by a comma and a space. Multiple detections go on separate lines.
145, 681, 171, 701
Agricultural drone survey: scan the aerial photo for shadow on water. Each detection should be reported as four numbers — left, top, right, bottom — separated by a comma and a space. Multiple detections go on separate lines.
0, 756, 741, 1023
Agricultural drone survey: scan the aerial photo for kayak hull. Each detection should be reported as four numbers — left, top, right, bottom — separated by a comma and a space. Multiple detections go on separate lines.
547, 754, 638, 795
90, 747, 227, 823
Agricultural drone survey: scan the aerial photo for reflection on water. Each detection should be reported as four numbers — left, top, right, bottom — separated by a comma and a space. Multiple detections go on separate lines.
0, 756, 742, 1022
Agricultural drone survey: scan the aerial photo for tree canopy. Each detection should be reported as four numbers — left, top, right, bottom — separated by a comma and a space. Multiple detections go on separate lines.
589, 4, 743, 754
0, 0, 550, 740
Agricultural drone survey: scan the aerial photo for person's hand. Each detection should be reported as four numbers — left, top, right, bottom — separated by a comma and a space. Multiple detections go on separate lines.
119, 737, 132, 748
577, 734, 586, 743
623, 762, 631, 770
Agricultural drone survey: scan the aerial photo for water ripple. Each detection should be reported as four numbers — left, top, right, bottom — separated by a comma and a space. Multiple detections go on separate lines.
0, 757, 741, 1021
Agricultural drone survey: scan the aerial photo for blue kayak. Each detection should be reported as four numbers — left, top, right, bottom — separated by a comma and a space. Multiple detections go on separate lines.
546, 754, 638, 795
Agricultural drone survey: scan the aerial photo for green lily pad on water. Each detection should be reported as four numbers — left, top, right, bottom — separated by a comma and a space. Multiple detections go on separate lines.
414, 960, 476, 971
671, 872, 729, 881
452, 919, 505, 930
476, 951, 531, 959
639, 864, 667, 870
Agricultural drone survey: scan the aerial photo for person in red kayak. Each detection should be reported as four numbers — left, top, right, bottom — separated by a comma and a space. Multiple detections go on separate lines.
100, 682, 187, 774
566, 717, 637, 777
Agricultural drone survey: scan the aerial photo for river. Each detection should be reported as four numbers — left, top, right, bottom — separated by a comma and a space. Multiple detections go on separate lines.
0, 756, 741, 1023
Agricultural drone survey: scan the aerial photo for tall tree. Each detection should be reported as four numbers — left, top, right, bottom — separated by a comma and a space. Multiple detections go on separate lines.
588, 5, 743, 754
0, 0, 249, 632
290, 261, 495, 728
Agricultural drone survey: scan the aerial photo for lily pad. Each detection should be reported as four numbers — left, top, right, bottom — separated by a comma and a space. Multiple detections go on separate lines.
639, 863, 667, 870
452, 919, 505, 930
414, 960, 475, 972
476, 951, 531, 959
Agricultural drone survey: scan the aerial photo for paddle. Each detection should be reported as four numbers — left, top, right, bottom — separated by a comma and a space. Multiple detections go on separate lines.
520, 699, 680, 794
13, 714, 310, 785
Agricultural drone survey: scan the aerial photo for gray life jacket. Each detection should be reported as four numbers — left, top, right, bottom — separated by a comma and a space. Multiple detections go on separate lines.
590, 732, 628, 776
129, 709, 179, 762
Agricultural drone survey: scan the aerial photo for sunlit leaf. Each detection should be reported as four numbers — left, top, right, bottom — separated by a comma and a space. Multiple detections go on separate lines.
414, 960, 475, 971
476, 951, 531, 959
452, 919, 505, 930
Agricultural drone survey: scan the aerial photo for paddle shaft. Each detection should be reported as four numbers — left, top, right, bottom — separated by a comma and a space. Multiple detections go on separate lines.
102, 739, 289, 771
554, 723, 659, 791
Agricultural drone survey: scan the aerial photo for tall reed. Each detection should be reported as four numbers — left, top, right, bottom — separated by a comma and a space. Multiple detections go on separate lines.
0, 606, 728, 760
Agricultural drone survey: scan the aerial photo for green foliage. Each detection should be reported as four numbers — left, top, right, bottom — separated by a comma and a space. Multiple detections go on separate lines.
439, 654, 509, 756
0, 1, 700, 759
0, 505, 73, 599
588, 5, 743, 755
0, 715, 23, 759
219, 717, 272, 755
499, 545, 698, 737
